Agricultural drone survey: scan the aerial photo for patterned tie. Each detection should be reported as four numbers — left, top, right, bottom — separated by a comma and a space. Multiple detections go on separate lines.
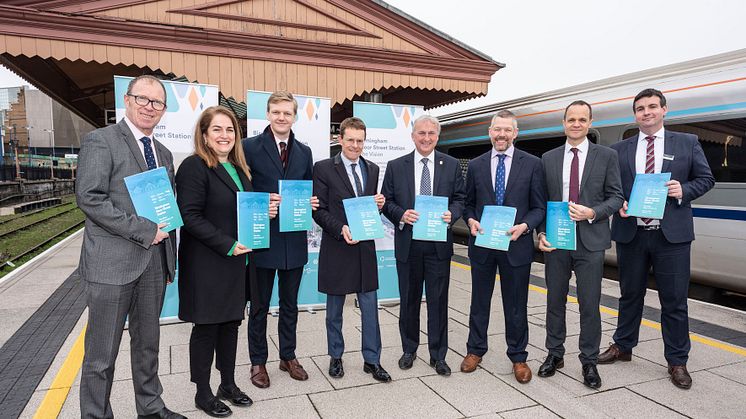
279, 141, 288, 169
495, 154, 506, 205
420, 158, 432, 196
642, 136, 656, 224
350, 163, 363, 197
569, 148, 580, 203
140, 137, 157, 170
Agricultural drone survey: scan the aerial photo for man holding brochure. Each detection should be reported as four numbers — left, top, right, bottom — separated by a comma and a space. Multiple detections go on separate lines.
76, 75, 184, 418
312, 117, 391, 382
381, 115, 465, 376
460, 110, 546, 383
600, 89, 714, 389
537, 101, 623, 389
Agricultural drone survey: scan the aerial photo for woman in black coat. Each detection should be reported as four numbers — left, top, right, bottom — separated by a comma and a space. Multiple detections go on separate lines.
176, 106, 277, 417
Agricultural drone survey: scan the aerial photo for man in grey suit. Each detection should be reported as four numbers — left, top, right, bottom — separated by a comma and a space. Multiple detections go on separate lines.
76, 75, 185, 419
536, 100, 623, 389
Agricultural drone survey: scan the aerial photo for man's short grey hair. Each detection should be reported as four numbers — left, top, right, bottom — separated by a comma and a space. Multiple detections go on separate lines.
412, 114, 441, 134
126, 75, 167, 101
490, 109, 517, 129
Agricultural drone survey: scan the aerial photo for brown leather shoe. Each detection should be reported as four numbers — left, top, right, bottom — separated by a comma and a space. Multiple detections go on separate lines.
513, 362, 532, 383
598, 343, 632, 364
250, 364, 270, 388
668, 365, 692, 389
460, 354, 482, 373
279, 358, 309, 381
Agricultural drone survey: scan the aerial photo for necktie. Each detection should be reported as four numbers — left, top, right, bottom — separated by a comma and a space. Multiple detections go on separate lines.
569, 148, 580, 203
642, 136, 656, 224
420, 157, 432, 196
495, 154, 506, 205
279, 141, 288, 169
140, 137, 157, 170
350, 163, 363, 197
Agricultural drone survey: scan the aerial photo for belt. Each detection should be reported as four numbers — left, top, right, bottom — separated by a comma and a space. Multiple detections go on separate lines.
637, 224, 661, 231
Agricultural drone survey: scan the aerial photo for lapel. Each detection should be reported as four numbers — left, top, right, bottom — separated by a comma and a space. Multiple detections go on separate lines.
625, 137, 637, 176
118, 119, 148, 172
433, 151, 443, 195
581, 142, 598, 190
261, 131, 284, 175
238, 168, 252, 192
662, 130, 674, 173
479, 152, 496, 204
333, 153, 356, 197
504, 149, 524, 199
213, 163, 239, 193
361, 156, 376, 195
551, 147, 564, 198
404, 151, 415, 199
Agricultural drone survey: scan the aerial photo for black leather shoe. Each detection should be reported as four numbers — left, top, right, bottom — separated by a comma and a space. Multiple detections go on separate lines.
195, 396, 232, 418
538, 355, 564, 377
429, 359, 451, 376
138, 407, 187, 419
363, 362, 392, 382
329, 357, 344, 378
582, 364, 602, 389
217, 384, 253, 407
398, 352, 416, 370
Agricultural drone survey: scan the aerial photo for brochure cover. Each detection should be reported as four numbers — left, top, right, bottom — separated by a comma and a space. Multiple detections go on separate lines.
343, 196, 385, 241
124, 167, 183, 232
627, 172, 671, 219
412, 195, 448, 242
237, 192, 270, 249
278, 180, 313, 232
545, 201, 576, 251
474, 205, 517, 251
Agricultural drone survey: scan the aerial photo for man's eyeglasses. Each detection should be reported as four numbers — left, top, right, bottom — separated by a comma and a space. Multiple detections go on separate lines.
127, 94, 167, 111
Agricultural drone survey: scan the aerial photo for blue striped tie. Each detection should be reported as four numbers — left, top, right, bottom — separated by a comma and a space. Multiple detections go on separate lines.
495, 154, 506, 205
140, 137, 157, 170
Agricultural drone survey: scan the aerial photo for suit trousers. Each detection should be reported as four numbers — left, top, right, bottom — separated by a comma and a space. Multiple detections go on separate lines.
613, 229, 691, 365
248, 266, 303, 364
467, 251, 530, 362
396, 241, 450, 361
544, 240, 603, 365
189, 320, 241, 389
80, 246, 166, 419
326, 291, 382, 364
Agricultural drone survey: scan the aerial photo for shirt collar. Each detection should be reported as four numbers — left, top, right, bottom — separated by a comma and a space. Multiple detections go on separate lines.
123, 116, 151, 142
638, 127, 665, 142
565, 137, 589, 154
340, 153, 359, 167
491, 145, 514, 159
414, 149, 434, 164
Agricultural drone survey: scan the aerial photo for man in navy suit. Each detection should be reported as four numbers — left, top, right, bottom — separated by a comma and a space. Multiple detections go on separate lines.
459, 110, 546, 383
599, 89, 714, 389
242, 91, 319, 388
381, 115, 466, 376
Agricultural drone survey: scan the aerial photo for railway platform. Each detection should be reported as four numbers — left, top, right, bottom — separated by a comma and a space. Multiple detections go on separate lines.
2, 230, 746, 418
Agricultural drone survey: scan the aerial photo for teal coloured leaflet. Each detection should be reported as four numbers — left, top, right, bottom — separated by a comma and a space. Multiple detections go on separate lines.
343, 196, 385, 241
627, 172, 671, 219
123, 167, 183, 232
278, 180, 313, 232
474, 205, 517, 251
412, 195, 448, 242
545, 201, 576, 251
237, 192, 270, 249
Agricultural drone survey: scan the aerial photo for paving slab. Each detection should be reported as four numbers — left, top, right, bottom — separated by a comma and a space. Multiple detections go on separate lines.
707, 360, 746, 385
632, 335, 745, 370
498, 405, 560, 419
580, 387, 686, 418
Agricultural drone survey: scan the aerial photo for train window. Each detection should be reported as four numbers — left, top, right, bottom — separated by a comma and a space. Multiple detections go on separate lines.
622, 117, 746, 183
515, 132, 597, 158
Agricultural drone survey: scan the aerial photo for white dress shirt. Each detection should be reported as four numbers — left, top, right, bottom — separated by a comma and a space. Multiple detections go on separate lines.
491, 145, 514, 191
413, 149, 435, 195
635, 127, 665, 226
124, 116, 159, 167
274, 135, 288, 156
340, 153, 364, 196
562, 137, 589, 202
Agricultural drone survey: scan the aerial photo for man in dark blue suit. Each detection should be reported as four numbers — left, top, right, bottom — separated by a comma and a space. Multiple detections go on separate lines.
599, 89, 714, 389
381, 115, 466, 376
242, 91, 319, 388
460, 110, 546, 383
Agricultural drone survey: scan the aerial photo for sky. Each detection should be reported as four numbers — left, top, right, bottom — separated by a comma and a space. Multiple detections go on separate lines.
1, 0, 745, 116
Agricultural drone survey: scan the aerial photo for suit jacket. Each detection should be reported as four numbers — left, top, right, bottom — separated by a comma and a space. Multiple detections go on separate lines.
381, 150, 466, 262
176, 155, 255, 324
312, 153, 380, 295
464, 148, 547, 267
540, 142, 624, 252
75, 119, 176, 284
242, 125, 314, 270
611, 130, 714, 244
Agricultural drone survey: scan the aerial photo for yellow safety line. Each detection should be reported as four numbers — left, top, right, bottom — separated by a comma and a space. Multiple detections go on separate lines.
33, 325, 86, 419
451, 261, 746, 357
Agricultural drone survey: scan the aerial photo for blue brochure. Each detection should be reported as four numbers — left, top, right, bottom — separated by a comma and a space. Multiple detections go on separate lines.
474, 205, 517, 251
627, 172, 671, 219
412, 195, 448, 242
279, 180, 313, 232
343, 196, 384, 241
124, 167, 183, 232
237, 192, 270, 249
545, 201, 576, 251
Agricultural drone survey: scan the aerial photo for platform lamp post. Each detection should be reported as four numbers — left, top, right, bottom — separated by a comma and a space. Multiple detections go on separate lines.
24, 125, 33, 177
43, 128, 54, 179
7, 125, 20, 180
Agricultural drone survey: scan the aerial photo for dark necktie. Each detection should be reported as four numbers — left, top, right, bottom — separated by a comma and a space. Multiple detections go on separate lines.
420, 157, 432, 196
642, 136, 656, 224
495, 154, 506, 205
569, 148, 580, 203
140, 137, 157, 170
279, 141, 288, 169
351, 163, 363, 197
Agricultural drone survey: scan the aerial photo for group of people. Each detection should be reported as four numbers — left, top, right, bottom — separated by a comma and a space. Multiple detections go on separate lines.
75, 75, 714, 419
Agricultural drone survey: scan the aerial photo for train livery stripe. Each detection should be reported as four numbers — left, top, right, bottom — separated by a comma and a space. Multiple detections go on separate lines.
693, 207, 746, 221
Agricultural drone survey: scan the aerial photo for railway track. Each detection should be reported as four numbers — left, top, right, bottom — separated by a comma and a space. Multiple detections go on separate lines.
0, 204, 78, 239
0, 220, 84, 272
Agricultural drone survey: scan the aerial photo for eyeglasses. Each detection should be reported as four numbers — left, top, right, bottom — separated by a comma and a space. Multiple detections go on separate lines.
127, 94, 167, 111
